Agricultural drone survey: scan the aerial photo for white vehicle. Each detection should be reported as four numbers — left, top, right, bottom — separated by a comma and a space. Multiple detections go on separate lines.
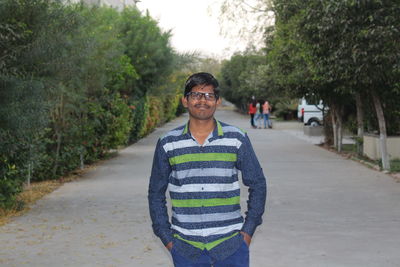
297, 97, 326, 126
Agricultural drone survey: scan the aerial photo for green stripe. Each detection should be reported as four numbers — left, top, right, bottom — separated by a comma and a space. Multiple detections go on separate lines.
169, 153, 237, 165
171, 196, 240, 208
216, 120, 223, 136
183, 122, 189, 134
174, 232, 239, 250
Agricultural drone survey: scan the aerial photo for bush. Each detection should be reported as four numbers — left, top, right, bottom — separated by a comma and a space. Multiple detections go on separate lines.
273, 98, 298, 120
0, 1, 181, 209
0, 156, 22, 209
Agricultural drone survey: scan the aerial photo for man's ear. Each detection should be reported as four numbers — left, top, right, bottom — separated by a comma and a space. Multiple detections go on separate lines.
216, 97, 222, 107
181, 96, 188, 108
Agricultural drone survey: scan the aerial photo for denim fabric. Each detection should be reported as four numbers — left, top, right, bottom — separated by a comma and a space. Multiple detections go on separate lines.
262, 114, 271, 128
254, 113, 263, 128
171, 240, 249, 267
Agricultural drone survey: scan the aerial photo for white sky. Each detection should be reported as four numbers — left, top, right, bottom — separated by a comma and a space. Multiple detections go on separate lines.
136, 0, 248, 59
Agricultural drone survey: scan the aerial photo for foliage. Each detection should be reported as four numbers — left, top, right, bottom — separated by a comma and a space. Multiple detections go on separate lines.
0, 1, 184, 208
0, 156, 22, 209
219, 48, 293, 119
218, 0, 274, 49
118, 7, 174, 99
273, 98, 298, 120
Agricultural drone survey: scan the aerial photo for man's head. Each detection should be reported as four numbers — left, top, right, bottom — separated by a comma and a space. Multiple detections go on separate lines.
182, 72, 221, 121
184, 72, 219, 97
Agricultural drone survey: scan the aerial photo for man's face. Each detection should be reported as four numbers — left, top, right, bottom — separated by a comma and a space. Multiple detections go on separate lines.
182, 84, 221, 121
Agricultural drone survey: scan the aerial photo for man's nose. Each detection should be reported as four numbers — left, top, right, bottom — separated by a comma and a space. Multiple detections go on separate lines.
198, 94, 207, 101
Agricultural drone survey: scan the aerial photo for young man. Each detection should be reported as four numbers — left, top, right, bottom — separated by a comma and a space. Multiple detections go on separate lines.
148, 72, 267, 267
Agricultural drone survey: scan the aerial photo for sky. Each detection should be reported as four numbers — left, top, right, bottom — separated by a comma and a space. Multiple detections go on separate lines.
135, 0, 248, 59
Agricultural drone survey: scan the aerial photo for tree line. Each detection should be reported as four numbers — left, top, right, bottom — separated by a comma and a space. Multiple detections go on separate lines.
0, 0, 190, 209
218, 0, 400, 170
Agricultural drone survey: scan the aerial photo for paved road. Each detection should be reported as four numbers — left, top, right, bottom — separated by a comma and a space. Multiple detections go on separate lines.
1, 108, 400, 267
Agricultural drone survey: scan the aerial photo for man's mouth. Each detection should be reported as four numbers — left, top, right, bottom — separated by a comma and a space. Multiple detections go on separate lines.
195, 104, 209, 109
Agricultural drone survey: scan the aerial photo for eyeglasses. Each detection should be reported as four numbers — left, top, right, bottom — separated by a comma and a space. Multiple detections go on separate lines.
186, 92, 218, 101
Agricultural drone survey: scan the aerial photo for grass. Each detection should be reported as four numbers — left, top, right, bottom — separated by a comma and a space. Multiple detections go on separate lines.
0, 151, 120, 226
389, 158, 400, 172
341, 144, 357, 153
322, 143, 400, 176
0, 167, 95, 227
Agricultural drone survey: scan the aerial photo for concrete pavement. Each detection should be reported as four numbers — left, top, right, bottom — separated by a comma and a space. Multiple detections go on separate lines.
1, 108, 400, 267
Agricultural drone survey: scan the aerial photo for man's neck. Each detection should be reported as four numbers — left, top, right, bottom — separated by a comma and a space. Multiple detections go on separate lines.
189, 118, 216, 145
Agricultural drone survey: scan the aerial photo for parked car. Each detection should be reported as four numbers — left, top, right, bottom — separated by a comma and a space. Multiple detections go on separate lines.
297, 97, 326, 126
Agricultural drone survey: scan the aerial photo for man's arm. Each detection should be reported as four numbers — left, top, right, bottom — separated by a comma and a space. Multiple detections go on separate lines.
237, 134, 267, 241
148, 139, 173, 247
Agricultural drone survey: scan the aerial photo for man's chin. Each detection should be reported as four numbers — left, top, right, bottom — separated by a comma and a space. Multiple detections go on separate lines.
189, 113, 214, 121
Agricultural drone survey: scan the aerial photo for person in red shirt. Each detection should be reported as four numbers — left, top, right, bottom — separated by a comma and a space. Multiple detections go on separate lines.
248, 97, 257, 129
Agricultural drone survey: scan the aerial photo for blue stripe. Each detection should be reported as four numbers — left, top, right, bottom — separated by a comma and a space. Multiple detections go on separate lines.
221, 131, 246, 139
168, 146, 238, 157
172, 204, 241, 215
170, 189, 240, 200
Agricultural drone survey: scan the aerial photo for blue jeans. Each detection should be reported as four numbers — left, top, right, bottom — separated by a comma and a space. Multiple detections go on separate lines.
171, 241, 249, 267
263, 114, 271, 128
254, 113, 263, 128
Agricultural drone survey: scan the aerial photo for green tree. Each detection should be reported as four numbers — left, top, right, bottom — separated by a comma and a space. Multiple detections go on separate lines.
298, 0, 400, 169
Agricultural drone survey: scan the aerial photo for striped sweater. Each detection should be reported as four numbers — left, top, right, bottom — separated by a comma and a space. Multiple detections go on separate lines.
148, 120, 267, 261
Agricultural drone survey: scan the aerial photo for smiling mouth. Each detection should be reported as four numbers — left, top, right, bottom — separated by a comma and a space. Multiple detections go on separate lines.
195, 104, 210, 109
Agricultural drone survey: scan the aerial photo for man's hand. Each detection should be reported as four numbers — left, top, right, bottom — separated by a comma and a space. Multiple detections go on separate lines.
240, 231, 252, 246
166, 242, 173, 251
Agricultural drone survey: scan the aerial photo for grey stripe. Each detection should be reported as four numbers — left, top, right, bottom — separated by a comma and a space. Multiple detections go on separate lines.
173, 210, 242, 223
163, 129, 184, 139
222, 126, 245, 136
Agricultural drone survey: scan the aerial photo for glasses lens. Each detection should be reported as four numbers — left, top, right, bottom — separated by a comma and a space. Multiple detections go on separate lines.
205, 93, 215, 100
188, 92, 216, 100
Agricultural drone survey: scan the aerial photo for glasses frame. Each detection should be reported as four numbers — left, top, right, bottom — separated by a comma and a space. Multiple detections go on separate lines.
186, 92, 219, 101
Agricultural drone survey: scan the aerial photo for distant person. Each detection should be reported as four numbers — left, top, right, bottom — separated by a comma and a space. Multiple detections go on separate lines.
248, 97, 257, 129
148, 72, 267, 267
262, 100, 272, 129
254, 100, 263, 129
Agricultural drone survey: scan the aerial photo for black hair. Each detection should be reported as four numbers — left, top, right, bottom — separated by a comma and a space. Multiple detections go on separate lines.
184, 72, 219, 98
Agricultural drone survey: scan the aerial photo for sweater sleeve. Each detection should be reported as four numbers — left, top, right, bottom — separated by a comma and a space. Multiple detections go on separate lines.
236, 134, 267, 236
148, 138, 173, 245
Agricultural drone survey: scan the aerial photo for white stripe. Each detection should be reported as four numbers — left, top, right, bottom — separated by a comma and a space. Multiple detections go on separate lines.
169, 181, 240, 193
171, 168, 238, 180
163, 139, 197, 153
171, 223, 243, 237
173, 211, 242, 223
208, 138, 241, 149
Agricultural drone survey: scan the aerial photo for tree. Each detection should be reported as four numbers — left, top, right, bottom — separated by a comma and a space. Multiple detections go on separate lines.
218, 0, 274, 49
299, 0, 400, 169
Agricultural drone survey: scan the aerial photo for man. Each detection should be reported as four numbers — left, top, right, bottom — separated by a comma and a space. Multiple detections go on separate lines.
148, 72, 267, 267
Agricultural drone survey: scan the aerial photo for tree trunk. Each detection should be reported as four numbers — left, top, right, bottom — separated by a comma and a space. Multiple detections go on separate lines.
52, 94, 65, 177
80, 149, 84, 170
330, 105, 338, 149
53, 129, 62, 177
335, 106, 343, 153
371, 91, 390, 171
355, 92, 364, 156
